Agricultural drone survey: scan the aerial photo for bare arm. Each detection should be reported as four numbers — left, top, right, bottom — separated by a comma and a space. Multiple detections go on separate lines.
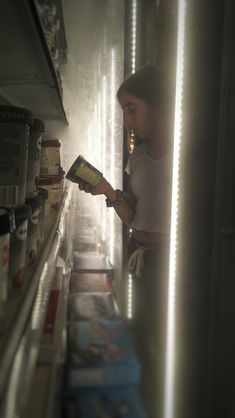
78, 176, 136, 226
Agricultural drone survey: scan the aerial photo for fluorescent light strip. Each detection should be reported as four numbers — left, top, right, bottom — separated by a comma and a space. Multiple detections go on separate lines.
131, 0, 137, 73
163, 1, 186, 418
101, 76, 107, 241
127, 273, 133, 319
109, 48, 116, 264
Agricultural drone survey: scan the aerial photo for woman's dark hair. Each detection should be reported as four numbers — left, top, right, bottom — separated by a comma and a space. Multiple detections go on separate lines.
117, 65, 164, 106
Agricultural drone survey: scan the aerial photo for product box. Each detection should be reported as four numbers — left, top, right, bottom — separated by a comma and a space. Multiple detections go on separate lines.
66, 320, 140, 390
64, 387, 147, 418
68, 292, 120, 321
38, 267, 63, 364
66, 155, 103, 187
73, 252, 114, 276
70, 272, 113, 293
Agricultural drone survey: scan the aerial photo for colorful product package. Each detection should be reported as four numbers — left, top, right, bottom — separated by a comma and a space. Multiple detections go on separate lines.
64, 386, 147, 418
66, 155, 103, 187
65, 320, 140, 390
70, 272, 113, 293
68, 292, 120, 321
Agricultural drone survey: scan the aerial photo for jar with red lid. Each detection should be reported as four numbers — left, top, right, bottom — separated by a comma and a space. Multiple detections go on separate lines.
40, 139, 61, 176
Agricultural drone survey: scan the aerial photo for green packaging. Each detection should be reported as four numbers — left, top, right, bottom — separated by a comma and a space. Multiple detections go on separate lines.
66, 155, 103, 187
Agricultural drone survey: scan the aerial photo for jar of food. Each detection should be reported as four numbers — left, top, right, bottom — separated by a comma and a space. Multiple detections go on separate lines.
39, 175, 63, 236
37, 188, 48, 250
9, 205, 30, 289
0, 208, 14, 310
0, 105, 33, 207
66, 155, 103, 187
26, 195, 42, 265
40, 139, 61, 176
26, 118, 45, 198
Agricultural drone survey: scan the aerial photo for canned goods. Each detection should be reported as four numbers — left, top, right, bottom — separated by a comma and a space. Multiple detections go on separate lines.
26, 118, 45, 198
37, 188, 48, 250
66, 155, 103, 187
0, 208, 14, 312
26, 195, 42, 265
40, 139, 61, 176
0, 105, 33, 207
9, 205, 30, 289
39, 175, 63, 210
39, 175, 63, 237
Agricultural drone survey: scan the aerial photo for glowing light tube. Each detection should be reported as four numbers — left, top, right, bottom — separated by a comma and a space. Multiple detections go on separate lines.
101, 76, 107, 241
109, 48, 116, 264
127, 273, 133, 319
131, 0, 137, 73
163, 1, 186, 418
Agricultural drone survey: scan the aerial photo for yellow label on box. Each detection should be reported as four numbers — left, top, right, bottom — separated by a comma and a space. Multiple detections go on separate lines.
75, 162, 101, 187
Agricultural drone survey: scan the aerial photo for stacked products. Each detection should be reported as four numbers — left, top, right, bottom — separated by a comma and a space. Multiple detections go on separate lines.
35, 0, 67, 92
64, 264, 146, 417
64, 386, 147, 418
39, 139, 65, 236
0, 105, 64, 328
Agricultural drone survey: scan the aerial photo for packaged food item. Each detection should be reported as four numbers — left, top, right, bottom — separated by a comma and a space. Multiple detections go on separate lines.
72, 252, 114, 274
66, 320, 140, 390
66, 155, 103, 187
0, 105, 33, 207
39, 175, 63, 235
39, 175, 63, 210
37, 188, 48, 250
9, 204, 30, 289
40, 139, 61, 176
70, 272, 113, 293
26, 118, 44, 198
68, 292, 120, 321
26, 195, 42, 265
64, 387, 147, 418
0, 208, 14, 318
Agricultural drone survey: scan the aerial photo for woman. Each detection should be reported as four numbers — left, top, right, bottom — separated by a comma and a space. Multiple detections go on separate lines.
78, 65, 172, 417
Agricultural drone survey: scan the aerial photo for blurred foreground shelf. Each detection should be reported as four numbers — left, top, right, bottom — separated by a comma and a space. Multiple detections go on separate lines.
0, 186, 74, 418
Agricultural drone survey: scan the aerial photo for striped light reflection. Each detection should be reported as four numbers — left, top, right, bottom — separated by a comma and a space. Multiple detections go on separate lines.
163, 1, 186, 418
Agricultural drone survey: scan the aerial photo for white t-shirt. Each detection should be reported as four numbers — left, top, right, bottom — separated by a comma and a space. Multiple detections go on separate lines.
125, 143, 172, 234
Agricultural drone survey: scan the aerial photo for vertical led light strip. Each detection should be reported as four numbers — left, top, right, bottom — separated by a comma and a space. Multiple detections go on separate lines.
127, 273, 133, 319
109, 48, 116, 265
101, 76, 107, 241
163, 1, 186, 418
126, 0, 138, 319
131, 0, 137, 73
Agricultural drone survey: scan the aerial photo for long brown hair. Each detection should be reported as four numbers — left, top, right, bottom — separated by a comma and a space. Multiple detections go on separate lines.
117, 65, 165, 106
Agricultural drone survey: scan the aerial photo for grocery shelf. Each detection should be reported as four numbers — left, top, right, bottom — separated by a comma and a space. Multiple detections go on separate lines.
0, 0, 68, 122
0, 187, 72, 416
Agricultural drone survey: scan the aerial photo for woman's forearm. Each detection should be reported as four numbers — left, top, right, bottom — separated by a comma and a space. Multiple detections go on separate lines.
104, 187, 135, 226
78, 178, 135, 225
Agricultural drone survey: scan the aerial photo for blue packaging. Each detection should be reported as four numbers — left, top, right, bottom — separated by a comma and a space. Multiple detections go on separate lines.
64, 386, 147, 418
66, 320, 140, 390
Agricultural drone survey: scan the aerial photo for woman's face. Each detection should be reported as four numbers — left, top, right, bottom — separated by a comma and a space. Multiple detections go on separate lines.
118, 91, 156, 140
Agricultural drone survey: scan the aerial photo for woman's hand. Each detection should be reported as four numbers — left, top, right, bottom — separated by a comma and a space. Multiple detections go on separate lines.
78, 177, 115, 198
